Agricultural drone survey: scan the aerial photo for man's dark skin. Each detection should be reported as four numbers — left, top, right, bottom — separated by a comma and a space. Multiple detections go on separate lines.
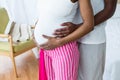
53, 0, 117, 37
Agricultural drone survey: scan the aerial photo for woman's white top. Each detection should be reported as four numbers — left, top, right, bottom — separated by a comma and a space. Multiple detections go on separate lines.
34, 0, 106, 45
34, 0, 78, 45
75, 0, 106, 44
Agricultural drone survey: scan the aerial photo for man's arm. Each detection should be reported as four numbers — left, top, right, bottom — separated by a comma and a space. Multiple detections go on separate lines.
94, 0, 117, 26
53, 0, 117, 36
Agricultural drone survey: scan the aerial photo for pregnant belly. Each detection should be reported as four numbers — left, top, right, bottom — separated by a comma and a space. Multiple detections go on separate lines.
34, 22, 63, 45
34, 16, 73, 45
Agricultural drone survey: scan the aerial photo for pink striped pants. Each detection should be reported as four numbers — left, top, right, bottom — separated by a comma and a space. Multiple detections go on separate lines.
39, 41, 80, 80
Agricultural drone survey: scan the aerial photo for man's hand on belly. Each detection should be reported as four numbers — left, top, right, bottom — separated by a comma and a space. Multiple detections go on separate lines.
53, 22, 81, 38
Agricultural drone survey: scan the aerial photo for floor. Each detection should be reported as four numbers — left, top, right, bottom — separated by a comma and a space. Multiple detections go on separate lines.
0, 51, 38, 80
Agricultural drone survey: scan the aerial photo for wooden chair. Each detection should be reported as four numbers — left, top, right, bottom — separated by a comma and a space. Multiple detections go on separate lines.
0, 8, 36, 78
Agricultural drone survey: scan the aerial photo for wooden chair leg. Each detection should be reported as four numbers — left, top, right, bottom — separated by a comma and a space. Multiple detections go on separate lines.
11, 56, 18, 78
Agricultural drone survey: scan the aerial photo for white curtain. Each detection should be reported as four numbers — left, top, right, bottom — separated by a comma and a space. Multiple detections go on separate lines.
0, 0, 38, 24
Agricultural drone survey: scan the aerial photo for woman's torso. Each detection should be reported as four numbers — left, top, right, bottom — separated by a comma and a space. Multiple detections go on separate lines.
34, 0, 78, 45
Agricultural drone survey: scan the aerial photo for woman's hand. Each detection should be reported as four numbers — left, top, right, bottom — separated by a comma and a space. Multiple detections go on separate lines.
39, 35, 63, 50
53, 22, 80, 38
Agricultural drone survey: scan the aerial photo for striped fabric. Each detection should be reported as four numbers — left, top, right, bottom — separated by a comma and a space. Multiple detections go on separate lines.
39, 41, 80, 80
39, 49, 47, 80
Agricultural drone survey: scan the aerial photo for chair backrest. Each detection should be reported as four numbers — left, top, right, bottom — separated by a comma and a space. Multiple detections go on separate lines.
0, 8, 9, 34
